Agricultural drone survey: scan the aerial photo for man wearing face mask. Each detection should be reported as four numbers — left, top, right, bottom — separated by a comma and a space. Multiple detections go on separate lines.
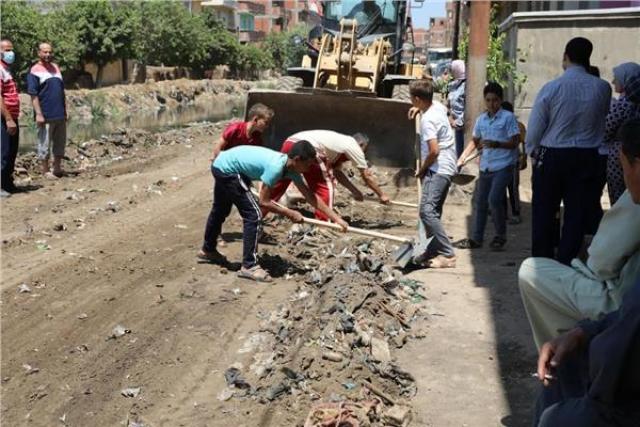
27, 42, 68, 179
1, 38, 20, 197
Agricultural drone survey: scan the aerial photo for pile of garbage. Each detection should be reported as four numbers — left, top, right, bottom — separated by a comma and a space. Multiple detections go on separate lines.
219, 207, 427, 427
13, 122, 228, 183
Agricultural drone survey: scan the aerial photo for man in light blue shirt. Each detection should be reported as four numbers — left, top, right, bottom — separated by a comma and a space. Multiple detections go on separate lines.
525, 37, 611, 265
199, 143, 348, 282
457, 82, 520, 250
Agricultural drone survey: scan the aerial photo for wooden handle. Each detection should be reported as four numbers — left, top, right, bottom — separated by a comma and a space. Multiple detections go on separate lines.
365, 197, 418, 208
460, 150, 481, 167
301, 217, 413, 244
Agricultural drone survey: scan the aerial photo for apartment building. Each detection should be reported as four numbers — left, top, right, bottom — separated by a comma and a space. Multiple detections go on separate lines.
202, 0, 319, 43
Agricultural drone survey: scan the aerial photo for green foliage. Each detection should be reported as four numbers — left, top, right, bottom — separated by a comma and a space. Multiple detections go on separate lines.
0, 0, 306, 85
0, 1, 83, 86
263, 25, 309, 72
457, 6, 526, 92
231, 44, 274, 80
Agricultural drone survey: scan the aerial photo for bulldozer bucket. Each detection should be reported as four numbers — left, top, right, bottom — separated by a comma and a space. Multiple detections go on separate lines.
246, 89, 415, 168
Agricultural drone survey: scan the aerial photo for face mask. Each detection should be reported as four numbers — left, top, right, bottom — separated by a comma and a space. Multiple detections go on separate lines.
2, 51, 15, 65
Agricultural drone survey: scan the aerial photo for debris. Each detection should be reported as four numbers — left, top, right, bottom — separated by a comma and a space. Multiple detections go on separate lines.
109, 325, 131, 340
22, 364, 39, 375
321, 351, 343, 363
77, 313, 89, 320
265, 382, 290, 401
106, 201, 120, 213
342, 382, 357, 390
121, 387, 141, 398
35, 240, 51, 251
59, 413, 67, 424
174, 224, 188, 229
224, 367, 251, 389
18, 284, 32, 293
383, 405, 412, 427
53, 223, 67, 231
217, 387, 235, 401
363, 381, 396, 405
303, 400, 380, 427
370, 337, 392, 363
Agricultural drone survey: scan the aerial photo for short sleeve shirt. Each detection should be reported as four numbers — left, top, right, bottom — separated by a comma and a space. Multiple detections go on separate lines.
222, 121, 263, 150
420, 101, 458, 176
472, 109, 520, 172
213, 145, 303, 188
27, 62, 65, 121
288, 130, 368, 170
0, 62, 20, 120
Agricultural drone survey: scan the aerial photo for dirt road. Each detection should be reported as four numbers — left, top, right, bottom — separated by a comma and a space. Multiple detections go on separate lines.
1, 121, 538, 426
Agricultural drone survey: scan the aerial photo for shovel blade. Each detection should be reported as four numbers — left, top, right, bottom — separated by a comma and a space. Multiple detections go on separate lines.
393, 242, 414, 268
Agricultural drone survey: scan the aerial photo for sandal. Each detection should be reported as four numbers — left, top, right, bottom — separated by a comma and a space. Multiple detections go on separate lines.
238, 265, 273, 283
197, 249, 227, 264
489, 236, 507, 251
425, 255, 457, 268
453, 238, 482, 249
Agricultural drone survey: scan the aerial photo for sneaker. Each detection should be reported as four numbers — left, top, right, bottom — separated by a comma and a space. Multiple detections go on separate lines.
489, 236, 507, 251
196, 249, 227, 264
509, 215, 522, 225
453, 238, 482, 249
0, 189, 11, 198
425, 255, 457, 268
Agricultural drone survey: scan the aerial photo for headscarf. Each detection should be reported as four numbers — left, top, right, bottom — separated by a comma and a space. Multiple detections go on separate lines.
626, 73, 640, 104
613, 62, 640, 91
451, 60, 465, 80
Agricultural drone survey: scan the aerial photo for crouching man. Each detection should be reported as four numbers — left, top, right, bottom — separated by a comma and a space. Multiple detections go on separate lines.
199, 142, 348, 282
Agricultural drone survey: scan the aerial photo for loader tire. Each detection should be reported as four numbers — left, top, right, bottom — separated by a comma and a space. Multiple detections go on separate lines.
276, 76, 303, 92
391, 84, 411, 101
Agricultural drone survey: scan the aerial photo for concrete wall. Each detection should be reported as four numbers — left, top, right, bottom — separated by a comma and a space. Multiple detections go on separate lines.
84, 60, 133, 87
500, 7, 640, 123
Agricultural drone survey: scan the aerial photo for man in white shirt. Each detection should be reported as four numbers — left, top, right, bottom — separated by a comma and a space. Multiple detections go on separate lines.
269, 130, 390, 220
525, 37, 612, 265
409, 79, 458, 268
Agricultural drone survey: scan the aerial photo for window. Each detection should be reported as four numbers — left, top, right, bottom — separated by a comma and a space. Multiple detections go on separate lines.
239, 13, 254, 31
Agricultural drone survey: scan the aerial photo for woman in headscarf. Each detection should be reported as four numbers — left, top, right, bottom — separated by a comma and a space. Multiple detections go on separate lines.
604, 62, 640, 204
447, 59, 466, 157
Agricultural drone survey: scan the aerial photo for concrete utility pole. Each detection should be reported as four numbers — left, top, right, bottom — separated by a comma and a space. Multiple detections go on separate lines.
465, 0, 491, 145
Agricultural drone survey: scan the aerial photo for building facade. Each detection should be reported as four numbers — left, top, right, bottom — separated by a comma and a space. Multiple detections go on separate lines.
202, 0, 319, 43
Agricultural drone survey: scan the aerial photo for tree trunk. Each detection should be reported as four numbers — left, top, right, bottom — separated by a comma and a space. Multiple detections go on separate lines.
96, 64, 105, 88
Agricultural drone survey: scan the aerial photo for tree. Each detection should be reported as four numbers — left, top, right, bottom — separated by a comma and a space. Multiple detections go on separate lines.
231, 44, 273, 80
263, 25, 310, 72
0, 1, 82, 87
457, 6, 526, 92
63, 0, 138, 86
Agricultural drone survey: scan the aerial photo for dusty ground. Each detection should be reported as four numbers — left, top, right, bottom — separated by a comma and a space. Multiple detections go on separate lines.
1, 119, 538, 426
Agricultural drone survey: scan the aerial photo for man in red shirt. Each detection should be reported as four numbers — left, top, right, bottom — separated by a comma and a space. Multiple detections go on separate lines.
1, 38, 20, 197
209, 103, 274, 162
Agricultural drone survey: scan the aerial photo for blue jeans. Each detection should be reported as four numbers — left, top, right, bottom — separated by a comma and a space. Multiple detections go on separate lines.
1, 117, 19, 190
455, 128, 465, 158
418, 171, 454, 259
472, 166, 513, 243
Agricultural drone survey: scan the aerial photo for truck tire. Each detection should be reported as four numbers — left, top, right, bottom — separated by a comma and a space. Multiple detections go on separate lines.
276, 76, 303, 92
391, 84, 411, 101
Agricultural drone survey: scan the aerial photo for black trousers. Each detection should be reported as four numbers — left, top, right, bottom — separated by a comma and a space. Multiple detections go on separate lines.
202, 167, 262, 269
1, 117, 19, 190
531, 147, 600, 265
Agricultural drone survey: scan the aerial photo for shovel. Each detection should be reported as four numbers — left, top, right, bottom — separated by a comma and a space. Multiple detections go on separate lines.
298, 216, 415, 268
365, 197, 418, 209
260, 192, 415, 267
452, 150, 481, 186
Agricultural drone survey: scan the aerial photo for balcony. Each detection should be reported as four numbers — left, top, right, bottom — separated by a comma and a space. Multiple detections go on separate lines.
237, 1, 266, 15
238, 30, 266, 43
201, 0, 235, 10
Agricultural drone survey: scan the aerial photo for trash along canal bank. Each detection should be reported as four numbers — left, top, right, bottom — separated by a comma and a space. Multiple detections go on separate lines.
1, 106, 537, 426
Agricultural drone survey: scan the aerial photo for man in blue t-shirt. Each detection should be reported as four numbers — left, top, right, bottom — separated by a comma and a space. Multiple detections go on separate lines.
27, 42, 67, 179
199, 142, 348, 283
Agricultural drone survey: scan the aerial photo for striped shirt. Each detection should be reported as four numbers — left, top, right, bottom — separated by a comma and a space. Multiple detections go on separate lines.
0, 61, 20, 120
27, 62, 66, 121
525, 65, 611, 155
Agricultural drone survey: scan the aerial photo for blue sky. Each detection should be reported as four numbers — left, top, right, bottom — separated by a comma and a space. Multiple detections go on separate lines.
409, 0, 447, 29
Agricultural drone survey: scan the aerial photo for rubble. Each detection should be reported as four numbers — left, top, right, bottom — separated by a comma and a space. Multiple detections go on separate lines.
212, 193, 426, 425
